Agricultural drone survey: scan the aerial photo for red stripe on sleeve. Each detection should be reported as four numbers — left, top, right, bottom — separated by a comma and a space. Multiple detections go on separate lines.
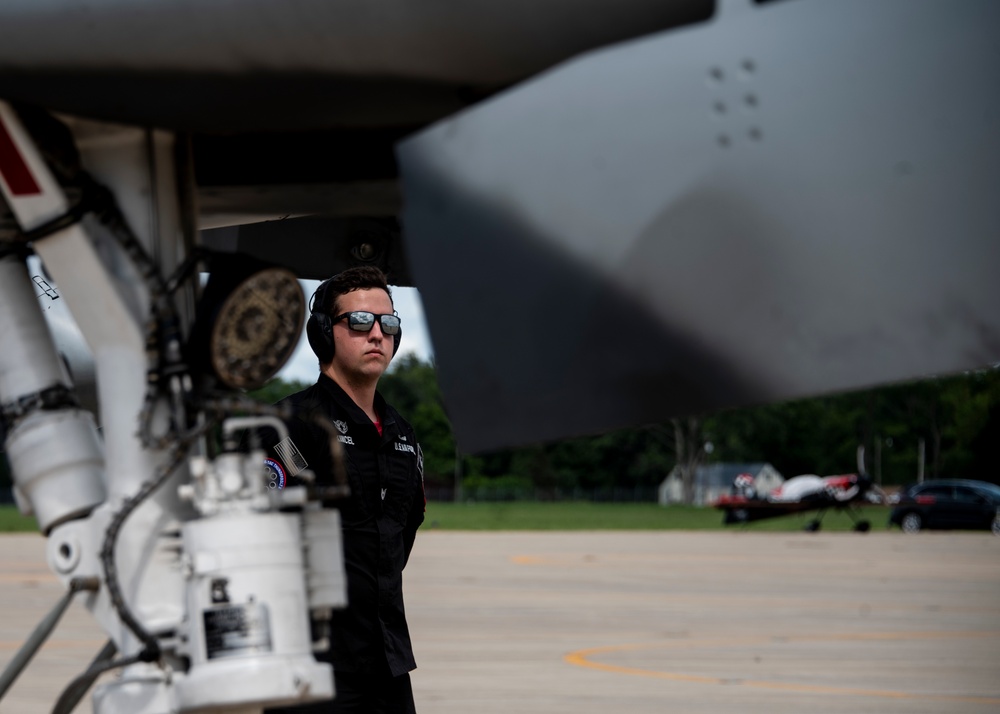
0, 118, 42, 196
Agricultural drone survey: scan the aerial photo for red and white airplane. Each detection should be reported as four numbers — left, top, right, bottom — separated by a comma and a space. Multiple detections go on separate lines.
715, 472, 887, 532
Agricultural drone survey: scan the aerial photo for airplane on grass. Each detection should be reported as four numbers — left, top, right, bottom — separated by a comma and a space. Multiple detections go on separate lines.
714, 471, 888, 533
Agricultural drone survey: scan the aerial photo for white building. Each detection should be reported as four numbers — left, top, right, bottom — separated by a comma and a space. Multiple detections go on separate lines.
658, 462, 784, 506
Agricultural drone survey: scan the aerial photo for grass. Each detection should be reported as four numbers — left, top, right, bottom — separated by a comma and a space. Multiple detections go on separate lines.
0, 506, 40, 533
0, 503, 893, 534
422, 501, 892, 532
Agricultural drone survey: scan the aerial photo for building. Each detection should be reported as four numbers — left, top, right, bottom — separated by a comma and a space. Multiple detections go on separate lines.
658, 462, 784, 506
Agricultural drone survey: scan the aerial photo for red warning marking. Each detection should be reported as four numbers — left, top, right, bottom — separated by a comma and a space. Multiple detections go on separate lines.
0, 116, 42, 196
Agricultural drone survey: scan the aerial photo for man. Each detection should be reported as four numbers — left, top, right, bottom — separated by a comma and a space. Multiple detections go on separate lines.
264, 266, 424, 714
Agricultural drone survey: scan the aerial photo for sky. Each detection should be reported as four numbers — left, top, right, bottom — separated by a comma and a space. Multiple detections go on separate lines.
276, 281, 436, 384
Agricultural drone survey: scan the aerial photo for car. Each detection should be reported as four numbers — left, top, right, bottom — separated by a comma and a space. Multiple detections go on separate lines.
889, 479, 1000, 534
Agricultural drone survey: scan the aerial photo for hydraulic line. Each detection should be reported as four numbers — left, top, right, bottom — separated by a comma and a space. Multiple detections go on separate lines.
0, 577, 100, 701
48, 639, 117, 714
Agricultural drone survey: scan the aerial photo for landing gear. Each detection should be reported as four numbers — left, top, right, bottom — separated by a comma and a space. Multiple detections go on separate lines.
844, 506, 871, 534
804, 520, 822, 532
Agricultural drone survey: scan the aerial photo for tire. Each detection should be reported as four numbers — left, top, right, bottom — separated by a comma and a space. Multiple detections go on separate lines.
900, 512, 922, 534
991, 514, 1000, 536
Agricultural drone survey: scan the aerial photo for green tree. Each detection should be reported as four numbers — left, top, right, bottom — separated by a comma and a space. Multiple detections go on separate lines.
702, 367, 1000, 487
379, 355, 457, 493
248, 377, 311, 405
250, 362, 1000, 501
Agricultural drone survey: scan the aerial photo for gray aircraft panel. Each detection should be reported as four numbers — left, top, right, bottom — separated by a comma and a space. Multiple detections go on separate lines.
397, 0, 1000, 453
0, 0, 711, 130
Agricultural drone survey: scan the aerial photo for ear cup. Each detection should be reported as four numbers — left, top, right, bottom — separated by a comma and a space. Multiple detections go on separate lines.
391, 326, 402, 357
306, 310, 335, 363
307, 280, 336, 363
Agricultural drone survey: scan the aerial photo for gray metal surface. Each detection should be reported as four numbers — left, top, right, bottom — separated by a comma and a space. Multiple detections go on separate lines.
200, 216, 414, 284
398, 0, 1000, 452
0, 0, 710, 130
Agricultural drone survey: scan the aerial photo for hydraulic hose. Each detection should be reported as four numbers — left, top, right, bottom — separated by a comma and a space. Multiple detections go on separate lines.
0, 577, 100, 701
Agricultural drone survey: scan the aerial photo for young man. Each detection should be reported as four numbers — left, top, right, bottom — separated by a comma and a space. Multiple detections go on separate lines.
264, 266, 424, 714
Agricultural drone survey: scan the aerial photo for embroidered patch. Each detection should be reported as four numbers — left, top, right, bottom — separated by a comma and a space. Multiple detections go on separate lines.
263, 458, 286, 490
333, 420, 349, 435
274, 437, 307, 476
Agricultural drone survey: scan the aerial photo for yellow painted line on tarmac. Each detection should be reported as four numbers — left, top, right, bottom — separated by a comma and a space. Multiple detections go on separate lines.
510, 555, 551, 565
565, 631, 1000, 704
509, 555, 601, 566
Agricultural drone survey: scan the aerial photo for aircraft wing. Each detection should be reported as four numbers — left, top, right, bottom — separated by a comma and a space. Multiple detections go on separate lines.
0, 0, 708, 281
397, 0, 1000, 452
2, 0, 998, 454
0, 0, 709, 132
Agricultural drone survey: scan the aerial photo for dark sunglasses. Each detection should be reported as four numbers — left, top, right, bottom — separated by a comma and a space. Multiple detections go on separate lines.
332, 311, 401, 335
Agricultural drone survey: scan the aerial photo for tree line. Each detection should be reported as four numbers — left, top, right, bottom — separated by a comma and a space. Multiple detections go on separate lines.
5, 359, 993, 505
254, 356, 1000, 503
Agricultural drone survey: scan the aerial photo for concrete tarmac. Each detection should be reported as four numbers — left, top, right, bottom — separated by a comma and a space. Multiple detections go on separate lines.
1, 530, 998, 713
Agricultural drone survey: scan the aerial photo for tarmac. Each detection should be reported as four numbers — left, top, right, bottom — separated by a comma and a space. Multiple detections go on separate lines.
1, 529, 998, 713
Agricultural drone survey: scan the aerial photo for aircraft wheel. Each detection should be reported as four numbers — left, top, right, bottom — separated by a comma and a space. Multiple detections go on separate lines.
854, 521, 871, 533
900, 512, 922, 533
991, 514, 999, 536
804, 520, 821, 532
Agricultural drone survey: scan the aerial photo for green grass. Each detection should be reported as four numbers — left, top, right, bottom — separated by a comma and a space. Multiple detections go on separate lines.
0, 503, 893, 534
0, 506, 40, 532
422, 501, 892, 532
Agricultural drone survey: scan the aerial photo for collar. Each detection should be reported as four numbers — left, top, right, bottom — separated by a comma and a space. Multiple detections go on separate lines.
316, 373, 395, 431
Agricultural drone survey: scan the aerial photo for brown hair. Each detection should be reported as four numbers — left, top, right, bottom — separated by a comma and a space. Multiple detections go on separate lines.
314, 265, 393, 316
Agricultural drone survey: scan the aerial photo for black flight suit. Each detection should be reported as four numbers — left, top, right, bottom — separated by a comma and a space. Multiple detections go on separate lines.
262, 373, 424, 713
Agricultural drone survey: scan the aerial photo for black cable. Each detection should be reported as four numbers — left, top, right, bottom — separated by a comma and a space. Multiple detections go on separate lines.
48, 639, 117, 714
99, 421, 217, 663
50, 651, 145, 714
163, 246, 211, 296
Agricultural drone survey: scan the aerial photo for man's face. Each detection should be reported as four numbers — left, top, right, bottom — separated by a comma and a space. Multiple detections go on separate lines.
329, 287, 395, 382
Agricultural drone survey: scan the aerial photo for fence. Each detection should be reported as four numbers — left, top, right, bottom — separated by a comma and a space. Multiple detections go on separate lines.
425, 486, 660, 503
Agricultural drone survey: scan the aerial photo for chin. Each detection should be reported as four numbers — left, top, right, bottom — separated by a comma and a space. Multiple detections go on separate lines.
358, 361, 388, 377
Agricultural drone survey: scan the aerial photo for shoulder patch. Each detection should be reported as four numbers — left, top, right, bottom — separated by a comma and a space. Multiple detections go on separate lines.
264, 457, 287, 490
274, 437, 308, 475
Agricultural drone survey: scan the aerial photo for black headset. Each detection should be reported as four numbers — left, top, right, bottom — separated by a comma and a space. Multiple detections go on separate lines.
306, 278, 402, 364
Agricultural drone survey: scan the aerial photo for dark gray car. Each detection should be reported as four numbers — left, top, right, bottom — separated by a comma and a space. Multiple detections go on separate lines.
889, 480, 1000, 534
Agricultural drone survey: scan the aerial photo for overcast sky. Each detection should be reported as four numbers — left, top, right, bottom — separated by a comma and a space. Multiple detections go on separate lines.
277, 281, 436, 384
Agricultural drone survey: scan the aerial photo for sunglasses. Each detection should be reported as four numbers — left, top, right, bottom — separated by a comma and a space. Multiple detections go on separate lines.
332, 311, 401, 336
